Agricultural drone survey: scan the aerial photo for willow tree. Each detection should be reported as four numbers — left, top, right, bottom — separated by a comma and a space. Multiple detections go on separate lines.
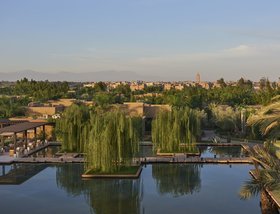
85, 110, 142, 173
56, 104, 90, 152
152, 107, 203, 153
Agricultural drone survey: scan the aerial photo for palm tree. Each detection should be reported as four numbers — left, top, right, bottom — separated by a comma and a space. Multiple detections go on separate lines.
247, 101, 280, 139
239, 145, 280, 213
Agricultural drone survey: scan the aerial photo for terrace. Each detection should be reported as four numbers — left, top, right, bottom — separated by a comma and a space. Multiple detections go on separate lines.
0, 121, 54, 162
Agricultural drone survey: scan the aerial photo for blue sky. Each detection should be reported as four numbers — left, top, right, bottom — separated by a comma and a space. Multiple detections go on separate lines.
1, 0, 280, 81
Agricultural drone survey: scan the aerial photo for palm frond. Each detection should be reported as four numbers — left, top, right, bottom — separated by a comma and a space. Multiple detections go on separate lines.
239, 179, 262, 200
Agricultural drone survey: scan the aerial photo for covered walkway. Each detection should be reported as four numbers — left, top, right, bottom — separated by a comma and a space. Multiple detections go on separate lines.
0, 121, 54, 156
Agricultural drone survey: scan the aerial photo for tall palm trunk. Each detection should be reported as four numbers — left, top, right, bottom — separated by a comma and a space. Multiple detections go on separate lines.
260, 191, 279, 214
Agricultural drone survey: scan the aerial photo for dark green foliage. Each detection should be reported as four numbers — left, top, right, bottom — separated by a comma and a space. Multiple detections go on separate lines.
14, 78, 69, 102
0, 97, 27, 118
93, 92, 115, 107
93, 81, 107, 92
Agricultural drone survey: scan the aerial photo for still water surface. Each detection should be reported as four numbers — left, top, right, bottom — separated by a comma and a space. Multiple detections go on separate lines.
138, 145, 247, 158
0, 163, 260, 214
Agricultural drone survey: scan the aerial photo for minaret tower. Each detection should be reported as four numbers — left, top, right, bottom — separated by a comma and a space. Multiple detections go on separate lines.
196, 73, 201, 83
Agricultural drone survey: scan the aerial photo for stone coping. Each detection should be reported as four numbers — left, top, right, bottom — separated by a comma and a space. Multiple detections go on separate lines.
81, 166, 142, 179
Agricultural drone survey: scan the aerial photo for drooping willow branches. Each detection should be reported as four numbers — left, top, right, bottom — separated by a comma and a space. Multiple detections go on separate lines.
85, 110, 142, 173
56, 104, 90, 152
152, 107, 203, 153
56, 104, 142, 173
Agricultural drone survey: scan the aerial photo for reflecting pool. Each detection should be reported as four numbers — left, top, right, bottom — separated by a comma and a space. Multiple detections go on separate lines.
0, 163, 262, 214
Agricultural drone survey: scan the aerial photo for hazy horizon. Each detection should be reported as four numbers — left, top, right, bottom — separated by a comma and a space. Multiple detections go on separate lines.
1, 0, 280, 81
0, 69, 279, 82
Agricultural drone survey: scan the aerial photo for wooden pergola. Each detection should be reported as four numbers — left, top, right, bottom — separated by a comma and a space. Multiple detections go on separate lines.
0, 121, 54, 154
0, 119, 28, 129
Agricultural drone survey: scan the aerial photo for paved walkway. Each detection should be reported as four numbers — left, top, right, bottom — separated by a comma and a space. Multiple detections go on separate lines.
0, 142, 61, 164
140, 156, 252, 164
0, 153, 14, 164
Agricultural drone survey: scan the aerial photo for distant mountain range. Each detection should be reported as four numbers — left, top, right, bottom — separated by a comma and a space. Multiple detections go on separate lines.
0, 70, 165, 82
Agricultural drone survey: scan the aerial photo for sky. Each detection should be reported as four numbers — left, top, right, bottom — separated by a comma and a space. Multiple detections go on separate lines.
1, 0, 280, 81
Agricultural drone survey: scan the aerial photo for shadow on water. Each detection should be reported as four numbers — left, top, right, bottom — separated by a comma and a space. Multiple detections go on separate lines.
0, 163, 48, 185
152, 164, 201, 196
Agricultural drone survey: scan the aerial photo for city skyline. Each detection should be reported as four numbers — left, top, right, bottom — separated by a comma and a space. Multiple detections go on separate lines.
1, 0, 280, 81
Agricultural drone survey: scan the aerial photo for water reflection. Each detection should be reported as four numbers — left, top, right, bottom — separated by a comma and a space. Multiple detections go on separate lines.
139, 145, 246, 158
0, 163, 264, 214
56, 164, 86, 196
85, 179, 142, 214
199, 146, 245, 158
56, 164, 143, 214
152, 164, 201, 196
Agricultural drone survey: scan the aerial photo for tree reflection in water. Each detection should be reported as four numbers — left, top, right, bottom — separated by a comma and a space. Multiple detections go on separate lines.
207, 146, 242, 158
56, 164, 86, 196
84, 179, 142, 214
152, 164, 201, 196
56, 164, 143, 214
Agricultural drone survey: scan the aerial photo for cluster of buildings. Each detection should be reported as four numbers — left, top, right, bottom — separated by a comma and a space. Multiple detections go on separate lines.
83, 73, 280, 91
27, 99, 76, 119
83, 73, 213, 91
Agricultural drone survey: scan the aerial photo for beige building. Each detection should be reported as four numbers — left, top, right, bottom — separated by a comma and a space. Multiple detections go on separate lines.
28, 105, 64, 118
48, 99, 75, 107
174, 84, 184, 90
130, 83, 146, 91
164, 83, 172, 90
198, 82, 211, 89
120, 102, 171, 118
83, 83, 95, 88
